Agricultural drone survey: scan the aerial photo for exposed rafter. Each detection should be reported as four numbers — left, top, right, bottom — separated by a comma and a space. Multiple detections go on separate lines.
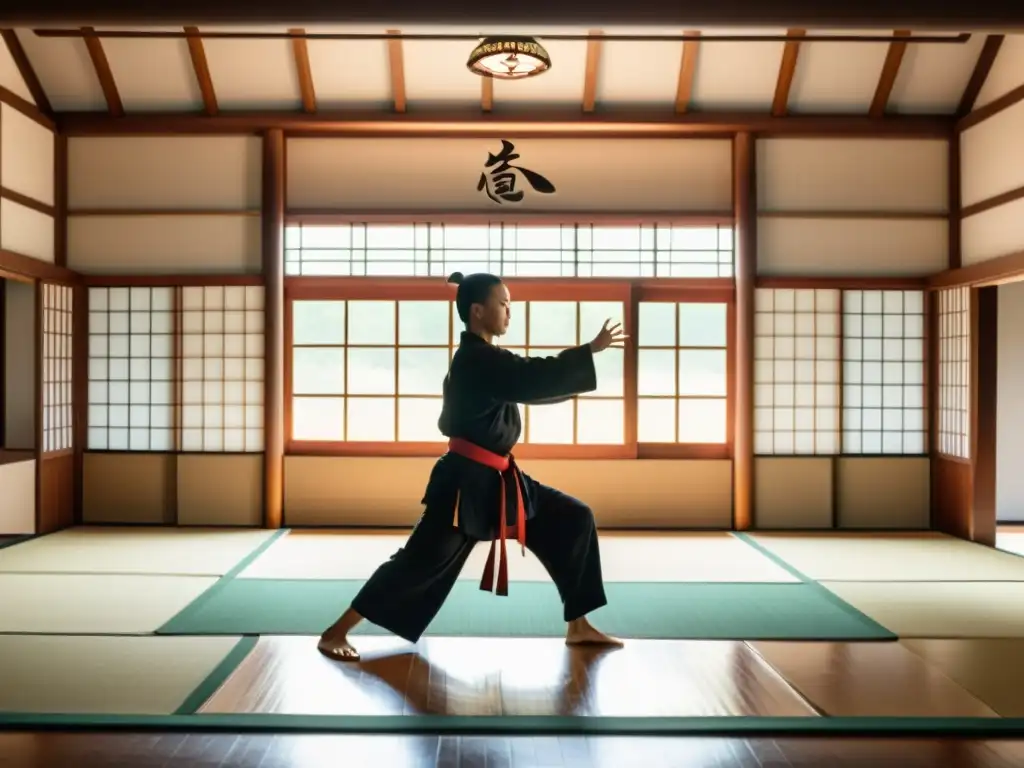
674, 30, 700, 114
0, 28, 51, 115
772, 29, 804, 117
289, 28, 316, 113
184, 25, 218, 115
957, 34, 1003, 116
386, 27, 406, 113
581, 30, 603, 113
81, 26, 123, 117
869, 30, 911, 117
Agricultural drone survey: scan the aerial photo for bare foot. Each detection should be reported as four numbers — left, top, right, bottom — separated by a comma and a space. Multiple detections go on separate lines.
317, 634, 361, 662
318, 607, 363, 662
565, 616, 624, 648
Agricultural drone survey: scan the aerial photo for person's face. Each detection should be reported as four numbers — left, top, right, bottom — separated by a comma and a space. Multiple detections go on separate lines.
472, 282, 512, 337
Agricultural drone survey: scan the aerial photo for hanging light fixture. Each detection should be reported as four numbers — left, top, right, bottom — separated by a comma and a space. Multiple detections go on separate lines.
466, 36, 551, 79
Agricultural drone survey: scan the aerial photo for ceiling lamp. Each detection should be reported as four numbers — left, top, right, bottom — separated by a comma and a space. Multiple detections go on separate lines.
467, 36, 551, 79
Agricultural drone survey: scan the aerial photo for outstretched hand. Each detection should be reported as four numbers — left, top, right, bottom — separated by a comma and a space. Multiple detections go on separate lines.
589, 319, 628, 353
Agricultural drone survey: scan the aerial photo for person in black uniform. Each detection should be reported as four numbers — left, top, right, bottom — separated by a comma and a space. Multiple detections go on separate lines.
317, 271, 627, 661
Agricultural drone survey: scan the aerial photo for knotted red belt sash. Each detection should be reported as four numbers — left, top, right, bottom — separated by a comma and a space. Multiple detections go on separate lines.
447, 437, 526, 596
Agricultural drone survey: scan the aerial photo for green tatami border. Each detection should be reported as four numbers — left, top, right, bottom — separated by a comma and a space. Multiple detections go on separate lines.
731, 532, 897, 638
0, 713, 1023, 737
173, 635, 260, 715
155, 529, 289, 633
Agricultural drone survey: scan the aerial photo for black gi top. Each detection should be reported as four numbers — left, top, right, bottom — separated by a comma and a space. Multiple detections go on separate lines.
422, 331, 597, 540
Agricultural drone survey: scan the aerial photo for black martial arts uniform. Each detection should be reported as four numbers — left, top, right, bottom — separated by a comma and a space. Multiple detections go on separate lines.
348, 330, 608, 644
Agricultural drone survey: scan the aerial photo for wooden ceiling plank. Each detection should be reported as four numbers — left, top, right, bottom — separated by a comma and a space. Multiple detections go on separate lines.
674, 30, 700, 114
772, 29, 805, 117
289, 27, 317, 113
184, 26, 218, 116
386, 28, 406, 113
0, 29, 52, 115
81, 26, 123, 117
869, 29, 912, 118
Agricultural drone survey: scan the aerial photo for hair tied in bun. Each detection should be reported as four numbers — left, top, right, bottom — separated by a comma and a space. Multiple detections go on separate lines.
447, 272, 465, 285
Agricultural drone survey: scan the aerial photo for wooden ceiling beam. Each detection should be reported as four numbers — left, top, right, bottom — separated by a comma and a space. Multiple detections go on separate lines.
386, 28, 406, 113
184, 26, 218, 116
674, 30, 700, 114
289, 27, 316, 113
55, 110, 954, 138
0, 29, 51, 116
3, 0, 1017, 29
81, 26, 123, 117
869, 30, 912, 118
581, 30, 603, 113
772, 29, 805, 117
957, 34, 1004, 117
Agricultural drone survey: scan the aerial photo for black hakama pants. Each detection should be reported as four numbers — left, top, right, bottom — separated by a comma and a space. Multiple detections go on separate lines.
348, 481, 608, 644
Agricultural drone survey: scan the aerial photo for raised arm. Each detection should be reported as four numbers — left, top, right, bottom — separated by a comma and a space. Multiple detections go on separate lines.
471, 344, 597, 404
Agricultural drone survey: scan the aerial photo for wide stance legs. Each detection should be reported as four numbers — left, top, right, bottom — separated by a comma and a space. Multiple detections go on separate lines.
318, 483, 621, 662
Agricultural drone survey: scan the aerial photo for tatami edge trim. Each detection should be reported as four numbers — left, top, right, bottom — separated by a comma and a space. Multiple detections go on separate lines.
0, 714, 1022, 736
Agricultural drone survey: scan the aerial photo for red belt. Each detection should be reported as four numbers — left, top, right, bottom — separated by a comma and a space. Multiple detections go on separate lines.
448, 437, 526, 596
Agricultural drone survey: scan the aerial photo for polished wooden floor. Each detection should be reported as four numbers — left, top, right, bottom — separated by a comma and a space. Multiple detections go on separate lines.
198, 635, 1012, 719
2, 732, 1024, 767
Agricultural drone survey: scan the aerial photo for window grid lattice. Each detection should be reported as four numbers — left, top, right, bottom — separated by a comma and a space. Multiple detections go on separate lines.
290, 299, 627, 445
938, 286, 970, 459
87, 287, 175, 451
42, 284, 73, 453
636, 302, 728, 444
284, 223, 734, 279
87, 285, 266, 453
754, 288, 841, 455
841, 290, 926, 455
180, 286, 266, 452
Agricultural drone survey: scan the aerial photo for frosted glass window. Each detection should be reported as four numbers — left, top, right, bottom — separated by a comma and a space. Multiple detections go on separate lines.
180, 286, 265, 453
42, 283, 73, 453
87, 286, 175, 451
284, 223, 734, 279
636, 301, 728, 444
754, 288, 840, 455
938, 286, 970, 459
842, 290, 926, 455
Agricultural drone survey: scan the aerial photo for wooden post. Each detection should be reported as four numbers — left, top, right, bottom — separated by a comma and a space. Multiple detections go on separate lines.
733, 131, 756, 530
262, 129, 285, 529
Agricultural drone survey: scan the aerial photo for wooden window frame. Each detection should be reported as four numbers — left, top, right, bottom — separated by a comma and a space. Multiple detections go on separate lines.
285, 276, 734, 460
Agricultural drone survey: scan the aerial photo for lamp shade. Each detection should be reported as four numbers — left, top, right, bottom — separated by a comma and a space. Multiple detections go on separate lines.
466, 36, 551, 79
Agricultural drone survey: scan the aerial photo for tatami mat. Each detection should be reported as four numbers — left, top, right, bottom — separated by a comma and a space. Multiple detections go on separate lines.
237, 531, 799, 583
0, 526, 277, 576
748, 532, 1024, 581
0, 573, 218, 634
820, 581, 1024, 638
0, 635, 245, 714
901, 638, 1024, 717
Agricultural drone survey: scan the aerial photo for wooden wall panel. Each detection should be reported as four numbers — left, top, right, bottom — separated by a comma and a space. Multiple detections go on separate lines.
0, 457, 34, 534
283, 456, 734, 528
753, 457, 832, 529
933, 456, 972, 537
286, 137, 734, 212
757, 138, 947, 212
68, 136, 262, 210
67, 214, 261, 273
836, 457, 930, 528
37, 453, 73, 534
0, 199, 54, 264
0, 104, 55, 206
973, 34, 1024, 109
757, 216, 947, 276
